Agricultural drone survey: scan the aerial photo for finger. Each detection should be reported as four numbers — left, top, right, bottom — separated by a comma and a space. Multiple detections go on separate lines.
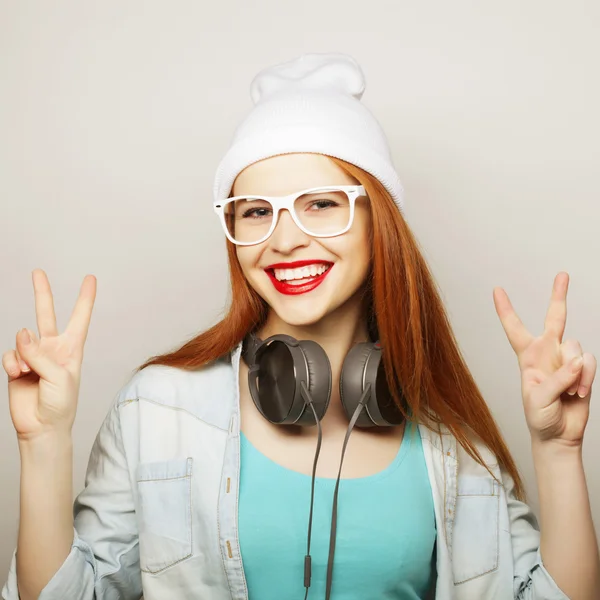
2, 350, 24, 382
543, 272, 568, 343
15, 328, 65, 382
576, 352, 597, 399
32, 269, 59, 338
65, 275, 97, 345
13, 345, 31, 373
536, 354, 585, 409
493, 286, 533, 356
560, 339, 584, 396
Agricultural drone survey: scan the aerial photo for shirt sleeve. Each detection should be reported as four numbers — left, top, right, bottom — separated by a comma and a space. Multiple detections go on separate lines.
500, 464, 571, 599
2, 399, 142, 600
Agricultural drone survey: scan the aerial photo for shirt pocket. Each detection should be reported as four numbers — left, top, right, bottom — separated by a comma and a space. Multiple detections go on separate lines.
136, 457, 194, 574
451, 475, 499, 585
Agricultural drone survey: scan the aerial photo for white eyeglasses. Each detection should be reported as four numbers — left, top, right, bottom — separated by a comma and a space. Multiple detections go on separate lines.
213, 185, 366, 246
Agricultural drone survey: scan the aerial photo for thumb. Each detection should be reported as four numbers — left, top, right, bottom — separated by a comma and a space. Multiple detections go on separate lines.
16, 329, 64, 383
539, 356, 585, 403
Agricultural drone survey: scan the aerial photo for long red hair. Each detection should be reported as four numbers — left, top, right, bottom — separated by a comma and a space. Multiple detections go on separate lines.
135, 156, 526, 502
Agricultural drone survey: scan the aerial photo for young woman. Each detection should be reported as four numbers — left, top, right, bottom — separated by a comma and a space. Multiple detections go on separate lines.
2, 53, 598, 600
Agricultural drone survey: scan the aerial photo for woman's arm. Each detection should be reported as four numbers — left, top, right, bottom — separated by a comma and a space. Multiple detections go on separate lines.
493, 274, 599, 599
16, 433, 75, 600
532, 439, 600, 600
2, 400, 142, 600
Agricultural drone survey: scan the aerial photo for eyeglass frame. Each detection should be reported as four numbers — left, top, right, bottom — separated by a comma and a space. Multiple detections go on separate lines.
213, 185, 367, 246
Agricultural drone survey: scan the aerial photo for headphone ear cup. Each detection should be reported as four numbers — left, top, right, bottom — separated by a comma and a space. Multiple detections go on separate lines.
340, 342, 406, 427
248, 338, 297, 424
296, 340, 332, 425
340, 342, 378, 427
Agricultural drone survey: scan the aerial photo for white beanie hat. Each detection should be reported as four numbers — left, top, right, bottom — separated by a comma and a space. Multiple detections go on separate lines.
212, 53, 405, 212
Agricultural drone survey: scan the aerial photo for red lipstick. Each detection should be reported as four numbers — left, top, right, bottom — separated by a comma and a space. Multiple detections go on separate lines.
264, 260, 333, 296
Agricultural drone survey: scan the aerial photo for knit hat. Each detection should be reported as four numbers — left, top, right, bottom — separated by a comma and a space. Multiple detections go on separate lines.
212, 53, 405, 212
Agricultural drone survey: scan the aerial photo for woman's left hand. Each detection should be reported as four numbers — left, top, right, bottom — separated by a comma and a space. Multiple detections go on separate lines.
493, 272, 597, 447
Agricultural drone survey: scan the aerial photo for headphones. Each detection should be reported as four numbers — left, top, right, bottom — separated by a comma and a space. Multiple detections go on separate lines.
242, 332, 409, 600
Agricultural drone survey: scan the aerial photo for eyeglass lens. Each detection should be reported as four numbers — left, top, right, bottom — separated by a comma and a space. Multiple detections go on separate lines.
223, 190, 351, 244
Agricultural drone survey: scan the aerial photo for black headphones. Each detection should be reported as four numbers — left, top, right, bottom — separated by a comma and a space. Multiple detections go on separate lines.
242, 332, 409, 600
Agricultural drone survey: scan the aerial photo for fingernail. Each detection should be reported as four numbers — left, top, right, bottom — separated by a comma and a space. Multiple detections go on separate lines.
577, 387, 588, 399
20, 360, 30, 372
19, 328, 32, 345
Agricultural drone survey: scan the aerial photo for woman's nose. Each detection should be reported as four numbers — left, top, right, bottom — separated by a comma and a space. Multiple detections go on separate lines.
268, 209, 311, 252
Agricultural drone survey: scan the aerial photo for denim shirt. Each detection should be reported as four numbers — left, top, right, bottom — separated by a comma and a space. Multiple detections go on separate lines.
2, 342, 570, 600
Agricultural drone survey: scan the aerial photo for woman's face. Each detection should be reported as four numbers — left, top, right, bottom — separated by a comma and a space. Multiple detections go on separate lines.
233, 153, 372, 328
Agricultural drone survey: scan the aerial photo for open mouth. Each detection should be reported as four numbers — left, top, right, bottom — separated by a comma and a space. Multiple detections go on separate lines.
268, 263, 332, 285
264, 262, 333, 295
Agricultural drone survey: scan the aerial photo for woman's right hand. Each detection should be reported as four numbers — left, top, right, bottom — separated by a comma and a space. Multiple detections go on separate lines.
2, 269, 97, 442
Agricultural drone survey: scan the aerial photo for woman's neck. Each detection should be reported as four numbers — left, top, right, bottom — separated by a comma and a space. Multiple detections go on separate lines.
256, 301, 371, 379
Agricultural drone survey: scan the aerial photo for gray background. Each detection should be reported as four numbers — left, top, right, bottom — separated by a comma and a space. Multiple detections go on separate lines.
1, 0, 599, 580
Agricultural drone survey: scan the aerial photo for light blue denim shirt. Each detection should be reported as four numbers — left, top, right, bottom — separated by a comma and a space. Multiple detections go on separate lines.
2, 342, 570, 600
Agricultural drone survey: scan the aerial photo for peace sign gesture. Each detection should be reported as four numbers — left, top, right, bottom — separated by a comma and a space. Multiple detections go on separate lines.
493, 272, 597, 447
2, 269, 97, 442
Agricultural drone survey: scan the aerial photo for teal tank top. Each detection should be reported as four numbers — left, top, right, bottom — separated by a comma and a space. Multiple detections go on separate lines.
238, 420, 437, 599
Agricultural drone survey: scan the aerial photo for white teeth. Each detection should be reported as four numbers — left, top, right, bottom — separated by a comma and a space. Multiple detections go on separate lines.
273, 263, 330, 281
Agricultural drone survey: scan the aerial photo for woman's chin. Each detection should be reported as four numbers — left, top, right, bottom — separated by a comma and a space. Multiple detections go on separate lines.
258, 279, 363, 330
270, 302, 329, 328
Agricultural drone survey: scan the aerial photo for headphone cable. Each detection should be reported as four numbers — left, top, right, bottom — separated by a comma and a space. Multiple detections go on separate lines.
300, 381, 323, 600
324, 384, 371, 600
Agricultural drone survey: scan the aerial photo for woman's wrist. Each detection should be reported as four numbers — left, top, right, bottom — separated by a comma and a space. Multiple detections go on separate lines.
18, 430, 73, 464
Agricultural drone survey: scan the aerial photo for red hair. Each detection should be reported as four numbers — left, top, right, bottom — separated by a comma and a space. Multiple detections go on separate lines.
135, 156, 526, 502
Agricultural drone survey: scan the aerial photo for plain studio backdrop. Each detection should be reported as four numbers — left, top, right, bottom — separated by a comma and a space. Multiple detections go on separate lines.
1, 0, 599, 582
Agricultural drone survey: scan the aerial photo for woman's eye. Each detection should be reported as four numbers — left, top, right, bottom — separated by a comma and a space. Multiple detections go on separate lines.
242, 208, 271, 218
310, 200, 337, 210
